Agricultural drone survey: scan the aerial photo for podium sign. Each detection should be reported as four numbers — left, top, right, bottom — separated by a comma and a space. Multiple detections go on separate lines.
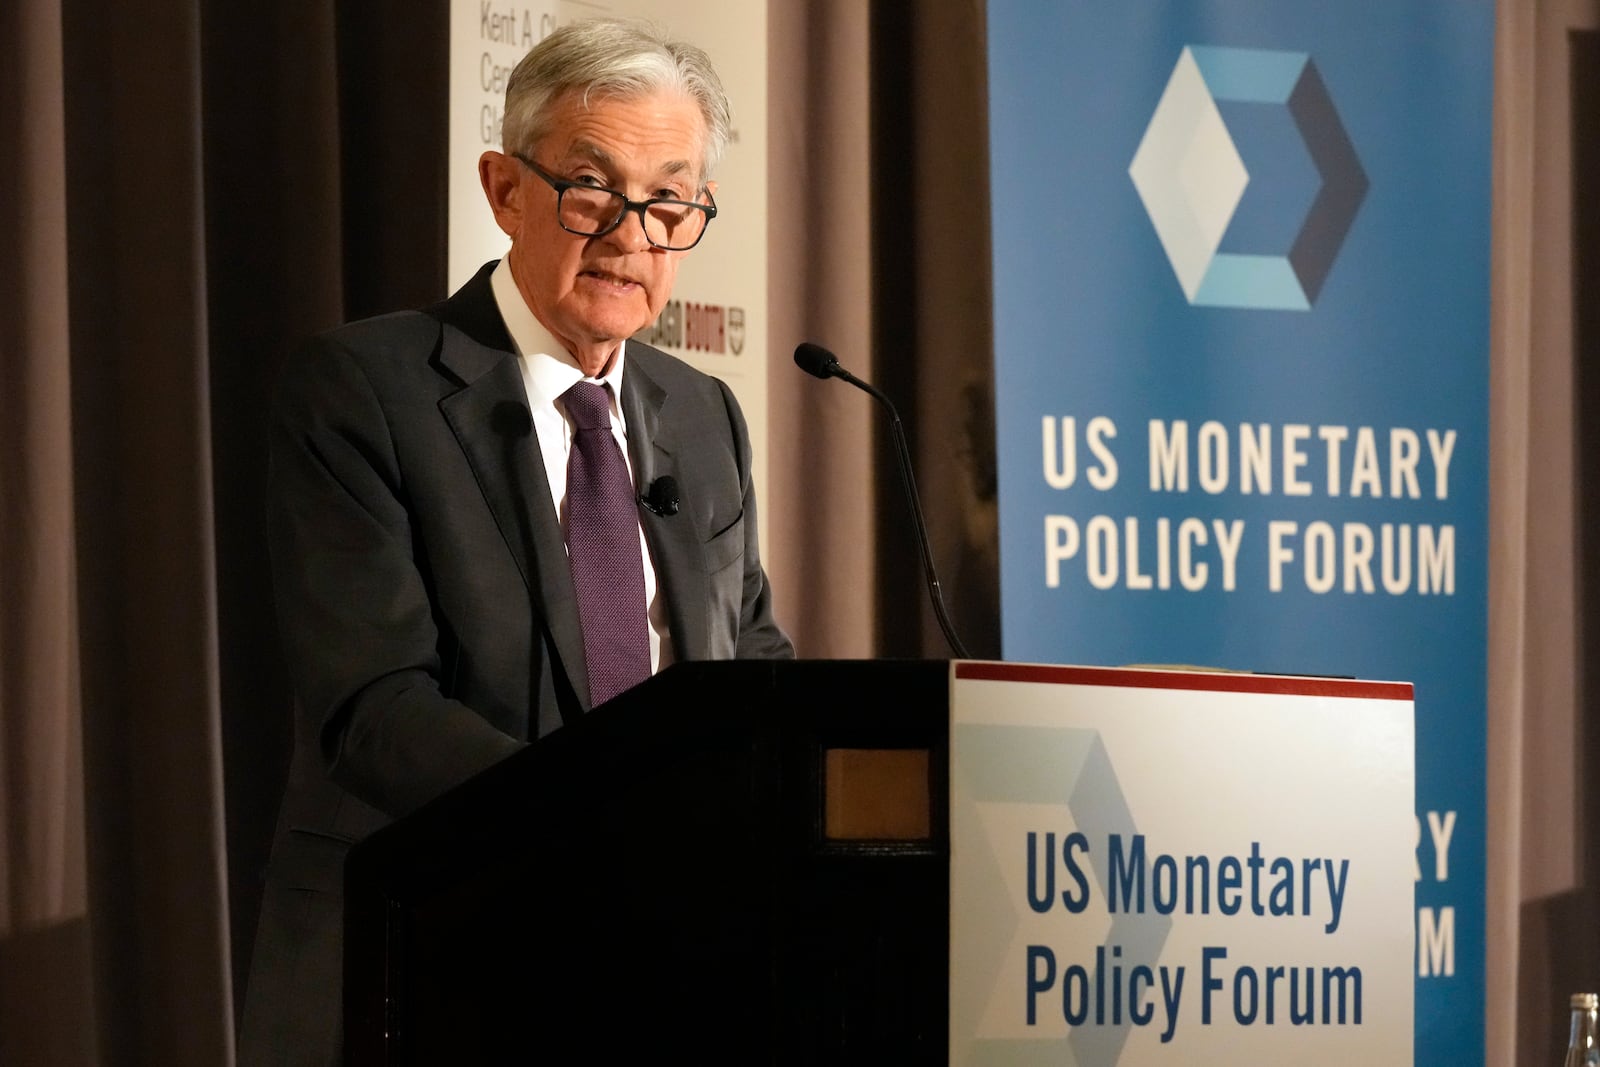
950, 663, 1414, 1065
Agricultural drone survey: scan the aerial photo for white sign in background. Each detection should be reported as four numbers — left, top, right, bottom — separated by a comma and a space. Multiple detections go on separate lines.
950, 665, 1414, 1066
447, 1, 770, 526
447, 1, 556, 292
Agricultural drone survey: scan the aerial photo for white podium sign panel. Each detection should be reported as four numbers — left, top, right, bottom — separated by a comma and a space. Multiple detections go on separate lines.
950, 662, 1414, 1066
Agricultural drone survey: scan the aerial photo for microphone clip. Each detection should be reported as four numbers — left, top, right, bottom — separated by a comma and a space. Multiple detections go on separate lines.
640, 476, 681, 517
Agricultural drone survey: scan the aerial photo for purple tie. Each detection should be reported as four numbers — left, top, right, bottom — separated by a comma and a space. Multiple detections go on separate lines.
561, 381, 651, 706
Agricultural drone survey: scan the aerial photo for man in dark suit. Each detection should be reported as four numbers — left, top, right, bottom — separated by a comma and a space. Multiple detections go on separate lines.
239, 19, 792, 1064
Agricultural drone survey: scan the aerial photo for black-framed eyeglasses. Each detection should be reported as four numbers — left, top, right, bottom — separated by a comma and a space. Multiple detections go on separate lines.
514, 154, 717, 252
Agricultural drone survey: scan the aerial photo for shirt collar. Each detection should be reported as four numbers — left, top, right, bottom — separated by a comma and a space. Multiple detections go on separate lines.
490, 257, 627, 415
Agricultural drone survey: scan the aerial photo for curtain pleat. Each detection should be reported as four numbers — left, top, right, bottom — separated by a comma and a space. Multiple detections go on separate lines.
766, 0, 879, 659
61, 0, 234, 1061
0, 0, 96, 1062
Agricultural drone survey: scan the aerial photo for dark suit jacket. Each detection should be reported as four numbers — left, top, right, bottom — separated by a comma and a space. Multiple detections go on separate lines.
238, 262, 792, 1065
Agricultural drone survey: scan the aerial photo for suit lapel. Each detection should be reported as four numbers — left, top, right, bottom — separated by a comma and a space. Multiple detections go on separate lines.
621, 353, 710, 662
434, 265, 592, 712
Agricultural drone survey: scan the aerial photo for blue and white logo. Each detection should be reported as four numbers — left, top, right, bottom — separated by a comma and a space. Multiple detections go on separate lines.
1129, 46, 1367, 311
955, 724, 1164, 1064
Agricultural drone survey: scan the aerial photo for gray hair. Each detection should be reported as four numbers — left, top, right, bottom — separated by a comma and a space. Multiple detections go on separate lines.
501, 18, 731, 179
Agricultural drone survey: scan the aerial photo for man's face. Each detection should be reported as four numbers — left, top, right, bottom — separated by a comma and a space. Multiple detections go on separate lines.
499, 89, 709, 372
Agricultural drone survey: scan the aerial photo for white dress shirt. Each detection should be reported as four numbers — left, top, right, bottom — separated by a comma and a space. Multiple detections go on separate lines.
490, 258, 673, 676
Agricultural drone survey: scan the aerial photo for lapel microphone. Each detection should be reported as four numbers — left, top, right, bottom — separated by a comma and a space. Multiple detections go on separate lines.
640, 476, 680, 516
794, 342, 971, 659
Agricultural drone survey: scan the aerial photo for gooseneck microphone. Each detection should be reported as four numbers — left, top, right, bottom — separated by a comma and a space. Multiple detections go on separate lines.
793, 342, 971, 659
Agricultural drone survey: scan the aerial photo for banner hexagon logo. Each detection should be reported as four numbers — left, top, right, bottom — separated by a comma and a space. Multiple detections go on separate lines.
1129, 46, 1367, 312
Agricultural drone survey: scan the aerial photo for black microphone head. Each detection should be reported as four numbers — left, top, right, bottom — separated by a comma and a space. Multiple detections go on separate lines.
794, 342, 840, 380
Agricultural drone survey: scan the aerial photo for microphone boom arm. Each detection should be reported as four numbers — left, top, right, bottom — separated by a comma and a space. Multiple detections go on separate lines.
801, 350, 972, 659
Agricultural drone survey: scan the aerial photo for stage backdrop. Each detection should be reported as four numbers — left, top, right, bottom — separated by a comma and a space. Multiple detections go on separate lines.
446, 0, 770, 527
986, 2, 1493, 1063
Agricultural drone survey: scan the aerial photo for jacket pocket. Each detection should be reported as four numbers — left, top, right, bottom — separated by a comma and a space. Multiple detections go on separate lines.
703, 510, 746, 576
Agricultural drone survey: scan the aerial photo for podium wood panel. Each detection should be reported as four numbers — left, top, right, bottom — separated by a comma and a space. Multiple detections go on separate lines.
344, 660, 950, 1064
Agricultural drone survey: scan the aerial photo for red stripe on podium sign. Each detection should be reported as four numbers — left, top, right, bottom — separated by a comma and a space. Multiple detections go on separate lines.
953, 661, 1413, 702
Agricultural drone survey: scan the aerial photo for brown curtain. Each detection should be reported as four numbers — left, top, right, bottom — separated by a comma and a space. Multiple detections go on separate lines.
2, 0, 1597, 1063
201, 0, 348, 1041
767, 0, 1001, 662
2, 0, 236, 1061
1, 0, 351, 1061
767, 0, 881, 659
867, 0, 1000, 660
1491, 0, 1600, 1062
0, 0, 92, 1062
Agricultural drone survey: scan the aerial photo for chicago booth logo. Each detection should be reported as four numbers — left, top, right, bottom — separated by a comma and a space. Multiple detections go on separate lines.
1129, 46, 1367, 311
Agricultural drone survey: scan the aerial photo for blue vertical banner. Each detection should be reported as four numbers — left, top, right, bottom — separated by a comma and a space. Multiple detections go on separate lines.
987, 3, 1492, 1063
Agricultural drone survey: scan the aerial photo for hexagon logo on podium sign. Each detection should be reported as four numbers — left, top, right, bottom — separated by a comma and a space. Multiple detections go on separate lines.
1130, 46, 1368, 312
955, 724, 1165, 1064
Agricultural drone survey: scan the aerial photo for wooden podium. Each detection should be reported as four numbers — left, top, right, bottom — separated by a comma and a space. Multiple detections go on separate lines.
343, 660, 952, 1064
